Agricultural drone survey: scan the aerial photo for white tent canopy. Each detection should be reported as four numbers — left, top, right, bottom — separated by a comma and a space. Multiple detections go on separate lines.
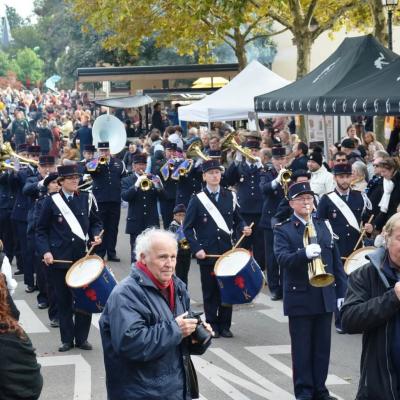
178, 60, 290, 122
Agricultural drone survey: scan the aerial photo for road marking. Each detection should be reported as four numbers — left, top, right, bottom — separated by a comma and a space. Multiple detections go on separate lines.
38, 355, 91, 400
91, 314, 100, 329
255, 293, 288, 323
193, 349, 293, 400
14, 300, 49, 333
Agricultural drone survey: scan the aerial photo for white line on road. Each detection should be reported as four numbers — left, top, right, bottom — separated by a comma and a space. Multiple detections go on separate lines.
91, 314, 100, 329
38, 355, 91, 400
255, 293, 288, 323
14, 300, 49, 333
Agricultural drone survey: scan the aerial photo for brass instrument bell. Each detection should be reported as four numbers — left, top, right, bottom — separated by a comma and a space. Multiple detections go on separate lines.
186, 140, 210, 161
1, 142, 39, 167
220, 132, 257, 162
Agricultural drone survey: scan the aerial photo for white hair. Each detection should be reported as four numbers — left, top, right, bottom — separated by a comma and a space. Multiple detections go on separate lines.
135, 228, 177, 257
352, 161, 368, 179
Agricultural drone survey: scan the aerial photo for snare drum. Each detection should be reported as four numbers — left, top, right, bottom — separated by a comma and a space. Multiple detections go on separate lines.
66, 255, 117, 313
214, 248, 264, 305
344, 246, 376, 275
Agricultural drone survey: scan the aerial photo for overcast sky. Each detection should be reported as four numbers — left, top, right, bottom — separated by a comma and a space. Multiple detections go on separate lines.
6, 0, 35, 19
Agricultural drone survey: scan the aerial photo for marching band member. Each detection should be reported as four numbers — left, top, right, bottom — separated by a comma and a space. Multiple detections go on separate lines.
259, 146, 287, 300
183, 159, 252, 338
225, 140, 265, 271
36, 164, 103, 352
87, 141, 125, 262
274, 182, 346, 400
121, 153, 165, 263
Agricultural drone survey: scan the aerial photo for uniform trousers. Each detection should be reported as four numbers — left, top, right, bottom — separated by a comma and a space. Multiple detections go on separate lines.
175, 251, 191, 286
264, 228, 281, 295
48, 268, 91, 345
129, 234, 139, 263
39, 258, 58, 321
96, 201, 120, 258
240, 213, 265, 270
160, 199, 175, 228
199, 263, 232, 333
25, 232, 36, 287
14, 220, 28, 273
288, 313, 332, 400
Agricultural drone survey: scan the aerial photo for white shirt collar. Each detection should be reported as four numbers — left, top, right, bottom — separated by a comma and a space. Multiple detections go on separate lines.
206, 184, 220, 194
294, 212, 308, 225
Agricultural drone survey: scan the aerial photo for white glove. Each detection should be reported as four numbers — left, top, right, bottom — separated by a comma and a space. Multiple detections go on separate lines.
134, 175, 146, 188
305, 243, 322, 259
337, 298, 344, 311
38, 178, 45, 187
235, 151, 243, 163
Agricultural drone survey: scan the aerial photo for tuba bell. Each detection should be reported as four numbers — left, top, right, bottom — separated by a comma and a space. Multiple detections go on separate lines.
92, 114, 127, 155
186, 139, 210, 162
220, 132, 257, 162
303, 205, 335, 287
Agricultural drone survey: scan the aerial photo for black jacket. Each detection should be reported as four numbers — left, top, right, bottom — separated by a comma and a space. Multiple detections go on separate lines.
341, 247, 400, 400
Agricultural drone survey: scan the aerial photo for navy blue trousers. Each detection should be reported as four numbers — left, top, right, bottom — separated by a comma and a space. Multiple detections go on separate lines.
264, 228, 281, 295
14, 220, 28, 274
240, 213, 265, 271
288, 313, 332, 400
96, 201, 120, 258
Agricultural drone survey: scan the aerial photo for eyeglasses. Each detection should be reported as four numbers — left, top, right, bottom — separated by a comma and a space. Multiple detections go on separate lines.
292, 196, 314, 203
335, 159, 347, 163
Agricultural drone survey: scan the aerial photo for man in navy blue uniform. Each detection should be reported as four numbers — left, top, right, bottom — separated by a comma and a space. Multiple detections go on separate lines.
121, 153, 165, 262
36, 164, 103, 352
274, 182, 346, 400
87, 141, 125, 261
9, 145, 40, 278
23, 155, 57, 296
183, 159, 252, 338
259, 146, 287, 300
225, 140, 265, 270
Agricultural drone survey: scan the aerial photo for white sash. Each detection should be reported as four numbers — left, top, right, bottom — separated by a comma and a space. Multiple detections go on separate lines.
327, 192, 360, 232
52, 193, 86, 241
197, 192, 230, 235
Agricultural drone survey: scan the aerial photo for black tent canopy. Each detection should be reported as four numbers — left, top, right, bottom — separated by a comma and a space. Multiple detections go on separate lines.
254, 35, 398, 115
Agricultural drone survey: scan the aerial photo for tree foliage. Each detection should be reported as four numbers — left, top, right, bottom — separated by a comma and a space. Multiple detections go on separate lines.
15, 48, 44, 83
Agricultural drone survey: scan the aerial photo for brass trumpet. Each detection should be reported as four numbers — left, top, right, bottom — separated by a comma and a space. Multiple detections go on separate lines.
186, 140, 210, 161
1, 142, 39, 167
303, 205, 335, 288
179, 238, 190, 250
220, 132, 257, 162
138, 171, 153, 191
0, 161, 17, 171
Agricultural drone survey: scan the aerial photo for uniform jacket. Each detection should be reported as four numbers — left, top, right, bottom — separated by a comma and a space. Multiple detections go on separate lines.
0, 171, 15, 215
225, 161, 264, 214
156, 162, 178, 201
317, 189, 367, 257
73, 125, 92, 149
341, 248, 400, 400
35, 191, 102, 269
309, 166, 335, 197
175, 167, 203, 207
121, 174, 165, 235
274, 214, 347, 316
259, 167, 285, 229
183, 187, 246, 266
10, 166, 38, 222
99, 267, 209, 400
23, 175, 47, 234
88, 157, 125, 203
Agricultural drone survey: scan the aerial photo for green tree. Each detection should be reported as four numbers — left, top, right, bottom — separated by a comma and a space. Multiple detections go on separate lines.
15, 48, 44, 84
0, 50, 21, 77
5, 5, 27, 29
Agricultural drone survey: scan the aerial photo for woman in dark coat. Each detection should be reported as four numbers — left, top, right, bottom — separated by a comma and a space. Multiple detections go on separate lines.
36, 118, 53, 155
0, 274, 43, 400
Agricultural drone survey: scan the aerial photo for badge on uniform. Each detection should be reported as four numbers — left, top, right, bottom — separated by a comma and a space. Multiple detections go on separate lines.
203, 217, 208, 223
58, 216, 63, 223
240, 176, 244, 182
332, 210, 337, 219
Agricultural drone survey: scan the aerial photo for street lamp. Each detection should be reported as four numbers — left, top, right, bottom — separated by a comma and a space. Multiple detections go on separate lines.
382, 0, 399, 50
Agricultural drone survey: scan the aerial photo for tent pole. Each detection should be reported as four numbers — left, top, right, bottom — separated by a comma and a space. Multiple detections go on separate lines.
323, 115, 329, 162
337, 115, 341, 143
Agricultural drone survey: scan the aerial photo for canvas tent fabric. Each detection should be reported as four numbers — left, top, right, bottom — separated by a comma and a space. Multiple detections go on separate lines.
178, 60, 290, 122
254, 35, 399, 115
94, 95, 153, 109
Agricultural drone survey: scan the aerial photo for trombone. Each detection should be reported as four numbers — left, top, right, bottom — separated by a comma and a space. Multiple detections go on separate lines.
186, 139, 210, 162
220, 132, 257, 162
1, 142, 39, 167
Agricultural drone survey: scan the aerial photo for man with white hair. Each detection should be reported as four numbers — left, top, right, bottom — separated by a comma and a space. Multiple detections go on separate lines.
100, 228, 213, 400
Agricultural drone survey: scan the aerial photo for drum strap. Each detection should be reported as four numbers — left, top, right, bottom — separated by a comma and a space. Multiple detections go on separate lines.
327, 192, 360, 232
197, 192, 230, 235
52, 193, 86, 241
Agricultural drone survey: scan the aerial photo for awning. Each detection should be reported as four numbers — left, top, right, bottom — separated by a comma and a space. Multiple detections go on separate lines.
94, 95, 153, 108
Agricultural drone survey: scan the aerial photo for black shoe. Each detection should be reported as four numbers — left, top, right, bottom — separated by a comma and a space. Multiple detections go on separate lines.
220, 329, 234, 338
50, 319, 59, 328
14, 269, 23, 276
58, 342, 74, 352
213, 331, 220, 339
76, 340, 93, 350
38, 302, 48, 309
270, 292, 283, 301
108, 256, 120, 262
25, 286, 36, 293
335, 327, 345, 334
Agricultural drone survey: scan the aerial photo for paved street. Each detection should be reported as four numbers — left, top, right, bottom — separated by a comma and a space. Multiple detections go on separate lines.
14, 208, 361, 400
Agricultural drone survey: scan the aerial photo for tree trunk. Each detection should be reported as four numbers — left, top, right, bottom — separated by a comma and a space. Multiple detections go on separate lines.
295, 33, 313, 79
374, 116, 386, 144
369, 0, 387, 45
233, 28, 247, 71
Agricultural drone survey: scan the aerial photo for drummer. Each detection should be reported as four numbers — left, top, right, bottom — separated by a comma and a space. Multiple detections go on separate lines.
36, 164, 103, 352
183, 159, 252, 338
317, 163, 371, 333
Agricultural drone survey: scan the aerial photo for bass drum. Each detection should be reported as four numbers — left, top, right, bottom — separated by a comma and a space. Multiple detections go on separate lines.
344, 246, 376, 275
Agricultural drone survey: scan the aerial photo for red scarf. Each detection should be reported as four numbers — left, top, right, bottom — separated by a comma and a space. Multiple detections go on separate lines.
136, 261, 175, 311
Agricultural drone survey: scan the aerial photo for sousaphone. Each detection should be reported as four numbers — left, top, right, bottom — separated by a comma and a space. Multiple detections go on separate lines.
92, 114, 127, 155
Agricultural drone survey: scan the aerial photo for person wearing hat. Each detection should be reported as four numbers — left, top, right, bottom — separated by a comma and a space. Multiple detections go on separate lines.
36, 164, 103, 352
168, 204, 191, 285
87, 141, 125, 262
78, 144, 96, 172
32, 172, 60, 327
23, 155, 57, 294
259, 145, 288, 300
156, 141, 179, 228
308, 151, 335, 197
225, 140, 266, 272
183, 159, 252, 338
121, 153, 165, 262
341, 138, 364, 165
274, 182, 347, 400
9, 145, 41, 277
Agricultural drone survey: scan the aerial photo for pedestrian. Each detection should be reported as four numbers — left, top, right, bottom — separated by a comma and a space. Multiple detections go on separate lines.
99, 228, 213, 400
308, 151, 336, 197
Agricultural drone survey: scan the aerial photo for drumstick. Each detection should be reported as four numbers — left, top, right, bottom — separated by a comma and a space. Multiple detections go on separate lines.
84, 229, 105, 260
205, 254, 221, 258
353, 215, 374, 251
234, 222, 255, 250
42, 259, 73, 264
